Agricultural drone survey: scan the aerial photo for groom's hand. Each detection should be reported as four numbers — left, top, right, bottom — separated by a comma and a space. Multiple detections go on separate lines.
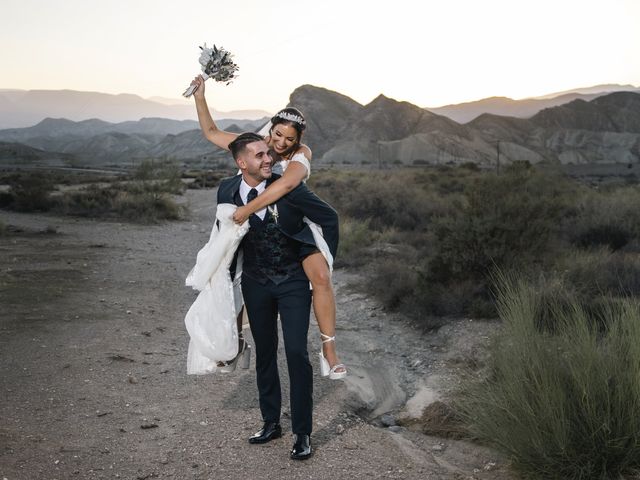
233, 205, 251, 224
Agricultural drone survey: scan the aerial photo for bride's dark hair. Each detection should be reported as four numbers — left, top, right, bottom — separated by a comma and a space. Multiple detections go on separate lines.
269, 107, 306, 158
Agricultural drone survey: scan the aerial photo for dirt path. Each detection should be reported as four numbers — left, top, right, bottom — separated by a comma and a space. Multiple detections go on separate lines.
0, 189, 516, 480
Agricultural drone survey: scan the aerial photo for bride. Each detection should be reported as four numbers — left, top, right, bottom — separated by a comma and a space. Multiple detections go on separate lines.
189, 74, 347, 380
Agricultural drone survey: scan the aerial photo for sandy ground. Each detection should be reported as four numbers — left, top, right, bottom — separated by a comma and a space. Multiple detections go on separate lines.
0, 188, 517, 480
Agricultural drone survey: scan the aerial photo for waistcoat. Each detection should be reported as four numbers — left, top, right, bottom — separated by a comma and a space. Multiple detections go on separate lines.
241, 208, 306, 285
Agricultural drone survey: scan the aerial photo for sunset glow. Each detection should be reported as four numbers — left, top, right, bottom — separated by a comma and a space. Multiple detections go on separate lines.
2, 0, 639, 112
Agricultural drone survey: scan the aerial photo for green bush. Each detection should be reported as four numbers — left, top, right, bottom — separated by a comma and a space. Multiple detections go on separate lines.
335, 217, 377, 267
112, 191, 182, 222
55, 183, 184, 223
570, 187, 640, 250
309, 169, 457, 232
428, 165, 573, 282
561, 249, 640, 299
186, 170, 227, 189
366, 257, 418, 309
310, 166, 640, 324
8, 173, 55, 212
458, 274, 640, 479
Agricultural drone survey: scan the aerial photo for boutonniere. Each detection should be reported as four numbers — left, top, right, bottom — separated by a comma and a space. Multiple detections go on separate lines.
267, 204, 279, 224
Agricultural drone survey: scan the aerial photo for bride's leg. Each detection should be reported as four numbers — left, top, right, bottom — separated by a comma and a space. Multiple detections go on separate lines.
302, 252, 345, 374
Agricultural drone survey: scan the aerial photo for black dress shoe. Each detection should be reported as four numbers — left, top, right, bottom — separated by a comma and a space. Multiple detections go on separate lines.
290, 434, 312, 460
248, 421, 282, 444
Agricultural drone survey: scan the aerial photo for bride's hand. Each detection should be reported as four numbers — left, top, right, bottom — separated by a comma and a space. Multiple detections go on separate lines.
233, 205, 251, 224
191, 75, 205, 99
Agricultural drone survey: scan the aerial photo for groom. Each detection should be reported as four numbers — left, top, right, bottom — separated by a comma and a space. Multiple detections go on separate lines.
217, 132, 339, 460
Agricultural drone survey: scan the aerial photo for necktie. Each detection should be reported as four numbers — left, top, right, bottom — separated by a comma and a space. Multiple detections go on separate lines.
246, 188, 260, 227
247, 188, 258, 204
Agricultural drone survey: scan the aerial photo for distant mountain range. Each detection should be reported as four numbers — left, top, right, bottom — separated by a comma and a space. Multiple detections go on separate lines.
0, 116, 268, 166
0, 89, 271, 129
428, 84, 640, 123
1, 84, 639, 168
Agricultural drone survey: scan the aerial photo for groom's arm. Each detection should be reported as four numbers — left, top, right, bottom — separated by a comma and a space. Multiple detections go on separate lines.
286, 184, 339, 259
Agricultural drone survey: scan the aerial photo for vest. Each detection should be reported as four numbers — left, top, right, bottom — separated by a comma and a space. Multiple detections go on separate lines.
240, 207, 306, 285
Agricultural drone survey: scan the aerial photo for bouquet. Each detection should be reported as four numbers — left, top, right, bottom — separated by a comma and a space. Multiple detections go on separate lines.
182, 43, 239, 98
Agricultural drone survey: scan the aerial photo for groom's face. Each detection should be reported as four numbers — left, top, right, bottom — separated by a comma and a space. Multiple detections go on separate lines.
237, 140, 273, 184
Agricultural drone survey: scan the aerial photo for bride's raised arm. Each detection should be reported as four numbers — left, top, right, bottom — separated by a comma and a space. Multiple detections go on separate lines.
232, 145, 312, 224
191, 75, 238, 151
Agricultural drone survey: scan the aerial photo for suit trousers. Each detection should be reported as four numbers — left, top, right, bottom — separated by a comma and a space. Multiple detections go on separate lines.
241, 274, 313, 435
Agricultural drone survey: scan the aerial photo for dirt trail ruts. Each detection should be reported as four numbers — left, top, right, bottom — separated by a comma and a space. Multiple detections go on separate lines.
0, 188, 516, 479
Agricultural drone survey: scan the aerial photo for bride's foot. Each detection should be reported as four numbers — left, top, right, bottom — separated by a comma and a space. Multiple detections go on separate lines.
319, 333, 347, 380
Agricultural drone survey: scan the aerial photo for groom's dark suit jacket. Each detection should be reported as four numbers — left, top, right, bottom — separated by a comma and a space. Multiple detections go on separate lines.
216, 173, 339, 262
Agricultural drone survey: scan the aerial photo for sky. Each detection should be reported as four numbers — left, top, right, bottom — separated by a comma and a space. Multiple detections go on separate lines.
2, 0, 640, 113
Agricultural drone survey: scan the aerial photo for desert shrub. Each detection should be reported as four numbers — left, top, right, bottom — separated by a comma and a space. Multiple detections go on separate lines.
458, 274, 640, 479
312, 166, 640, 323
309, 170, 456, 232
112, 191, 182, 222
416, 275, 479, 317
570, 186, 640, 250
58, 185, 118, 217
335, 217, 377, 267
0, 192, 14, 208
428, 165, 573, 283
8, 173, 55, 212
459, 161, 480, 171
186, 170, 227, 189
573, 224, 630, 250
132, 160, 185, 194
366, 257, 418, 310
56, 184, 184, 223
561, 249, 640, 299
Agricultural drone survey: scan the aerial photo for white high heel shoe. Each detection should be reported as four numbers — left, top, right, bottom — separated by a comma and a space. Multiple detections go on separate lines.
219, 336, 251, 373
318, 333, 347, 380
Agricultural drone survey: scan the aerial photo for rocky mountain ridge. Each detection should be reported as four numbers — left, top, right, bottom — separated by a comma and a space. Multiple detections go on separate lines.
287, 85, 640, 167
0, 117, 268, 166
2, 86, 639, 168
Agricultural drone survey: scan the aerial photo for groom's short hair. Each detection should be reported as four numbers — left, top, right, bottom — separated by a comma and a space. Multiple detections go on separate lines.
228, 132, 265, 160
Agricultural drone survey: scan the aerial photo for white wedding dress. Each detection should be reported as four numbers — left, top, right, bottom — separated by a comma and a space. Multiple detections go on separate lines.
184, 203, 249, 375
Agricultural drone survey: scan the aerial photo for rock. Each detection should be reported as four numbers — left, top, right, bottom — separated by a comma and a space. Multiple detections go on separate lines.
335, 424, 345, 435
380, 414, 396, 427
388, 426, 402, 433
483, 461, 497, 471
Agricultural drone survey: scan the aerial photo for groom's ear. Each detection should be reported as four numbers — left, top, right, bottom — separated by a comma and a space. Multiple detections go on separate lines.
236, 156, 247, 170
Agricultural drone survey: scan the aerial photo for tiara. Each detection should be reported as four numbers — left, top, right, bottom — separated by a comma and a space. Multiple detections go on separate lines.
275, 111, 306, 125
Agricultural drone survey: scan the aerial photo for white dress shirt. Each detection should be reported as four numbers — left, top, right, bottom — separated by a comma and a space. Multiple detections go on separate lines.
239, 179, 267, 220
